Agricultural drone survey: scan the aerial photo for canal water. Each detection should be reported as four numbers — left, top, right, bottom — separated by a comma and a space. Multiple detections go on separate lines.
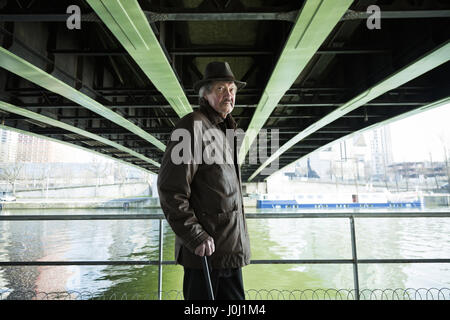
0, 207, 449, 299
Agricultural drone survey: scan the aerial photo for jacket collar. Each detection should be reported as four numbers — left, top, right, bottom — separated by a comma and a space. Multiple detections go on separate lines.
199, 99, 237, 130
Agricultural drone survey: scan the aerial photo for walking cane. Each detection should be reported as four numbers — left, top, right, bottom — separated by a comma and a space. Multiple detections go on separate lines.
201, 256, 215, 300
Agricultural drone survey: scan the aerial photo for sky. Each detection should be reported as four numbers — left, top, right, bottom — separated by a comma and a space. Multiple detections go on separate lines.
389, 102, 450, 162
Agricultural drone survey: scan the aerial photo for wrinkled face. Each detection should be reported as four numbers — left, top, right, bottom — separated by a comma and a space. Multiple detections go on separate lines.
204, 81, 237, 119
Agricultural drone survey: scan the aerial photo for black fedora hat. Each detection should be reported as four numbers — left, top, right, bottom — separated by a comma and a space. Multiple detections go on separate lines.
193, 61, 246, 93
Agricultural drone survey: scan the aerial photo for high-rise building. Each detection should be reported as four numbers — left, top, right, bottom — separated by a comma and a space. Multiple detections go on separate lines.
0, 128, 18, 162
369, 126, 394, 180
15, 134, 52, 163
1, 127, 102, 164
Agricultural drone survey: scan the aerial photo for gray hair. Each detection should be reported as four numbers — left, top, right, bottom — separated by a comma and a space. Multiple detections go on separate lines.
198, 82, 213, 99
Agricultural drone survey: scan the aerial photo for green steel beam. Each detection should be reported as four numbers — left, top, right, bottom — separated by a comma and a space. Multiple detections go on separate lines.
238, 0, 354, 165
268, 96, 450, 179
0, 46, 166, 152
0, 100, 160, 169
248, 40, 450, 181
86, 0, 192, 117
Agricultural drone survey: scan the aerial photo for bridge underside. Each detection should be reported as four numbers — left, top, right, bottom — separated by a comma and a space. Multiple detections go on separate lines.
0, 0, 449, 182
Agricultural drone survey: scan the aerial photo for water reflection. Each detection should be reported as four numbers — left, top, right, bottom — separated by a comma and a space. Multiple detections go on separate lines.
0, 207, 449, 299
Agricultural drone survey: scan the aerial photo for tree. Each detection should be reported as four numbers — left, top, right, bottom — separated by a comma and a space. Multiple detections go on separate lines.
0, 162, 24, 195
438, 133, 450, 193
443, 145, 450, 193
41, 163, 52, 199
429, 152, 440, 190
89, 157, 110, 197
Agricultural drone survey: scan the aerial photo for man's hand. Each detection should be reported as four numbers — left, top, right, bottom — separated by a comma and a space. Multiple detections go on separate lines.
194, 236, 215, 256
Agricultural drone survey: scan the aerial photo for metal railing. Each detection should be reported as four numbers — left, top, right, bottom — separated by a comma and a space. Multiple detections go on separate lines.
2, 287, 450, 300
1, 211, 450, 300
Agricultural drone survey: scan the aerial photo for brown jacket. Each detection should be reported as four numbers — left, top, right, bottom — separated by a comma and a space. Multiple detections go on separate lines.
157, 102, 251, 269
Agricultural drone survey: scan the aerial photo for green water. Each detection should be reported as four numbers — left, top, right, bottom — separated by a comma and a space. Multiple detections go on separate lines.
0, 208, 449, 299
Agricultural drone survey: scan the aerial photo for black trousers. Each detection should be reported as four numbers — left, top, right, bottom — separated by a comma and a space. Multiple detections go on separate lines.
183, 267, 245, 300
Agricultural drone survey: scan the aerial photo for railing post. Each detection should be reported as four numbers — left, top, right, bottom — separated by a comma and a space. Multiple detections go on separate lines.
349, 216, 360, 300
158, 218, 163, 300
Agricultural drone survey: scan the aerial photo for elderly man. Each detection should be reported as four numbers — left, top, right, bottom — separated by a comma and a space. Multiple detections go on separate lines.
157, 61, 251, 300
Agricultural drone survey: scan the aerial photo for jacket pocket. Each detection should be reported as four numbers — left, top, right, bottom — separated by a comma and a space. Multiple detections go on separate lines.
200, 208, 238, 235
216, 209, 238, 224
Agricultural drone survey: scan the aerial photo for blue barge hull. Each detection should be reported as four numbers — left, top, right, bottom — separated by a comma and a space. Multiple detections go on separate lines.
256, 200, 422, 209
